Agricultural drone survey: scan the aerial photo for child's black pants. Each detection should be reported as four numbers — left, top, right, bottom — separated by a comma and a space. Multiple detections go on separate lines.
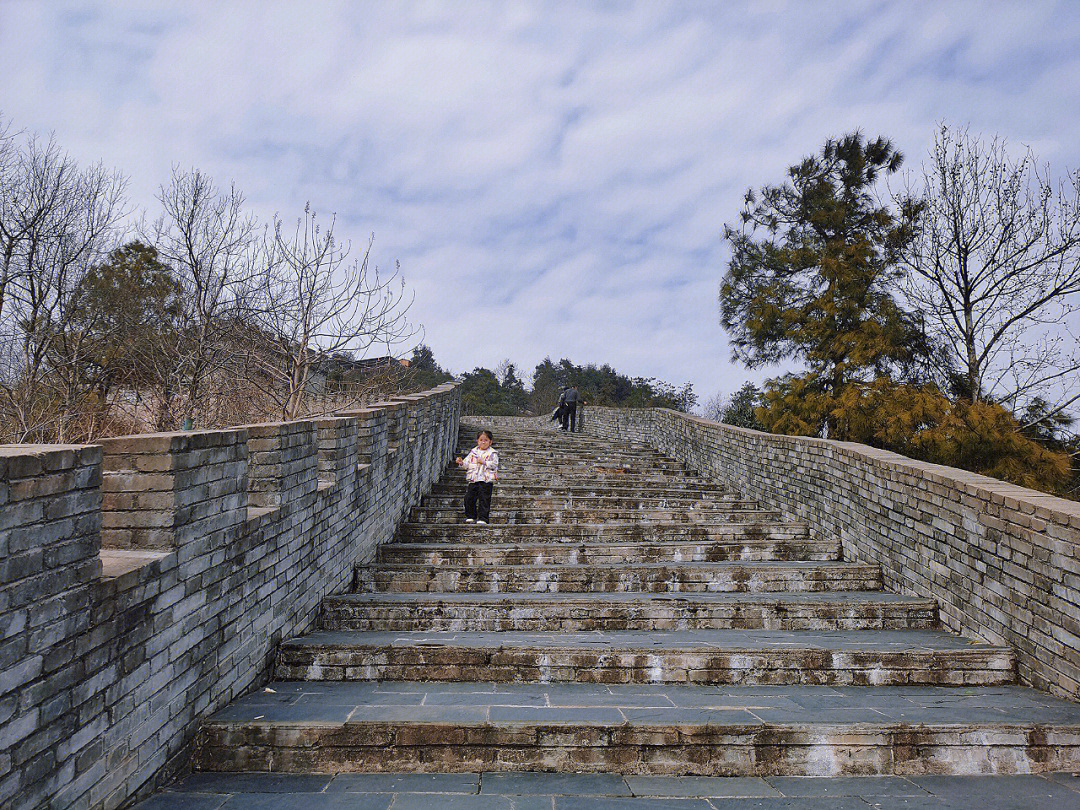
465, 481, 493, 521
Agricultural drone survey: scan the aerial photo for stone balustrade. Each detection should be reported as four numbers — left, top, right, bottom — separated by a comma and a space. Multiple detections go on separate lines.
0, 383, 461, 810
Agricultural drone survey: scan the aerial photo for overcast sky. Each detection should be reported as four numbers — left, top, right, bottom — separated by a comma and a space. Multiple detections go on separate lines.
2, 1, 1079, 402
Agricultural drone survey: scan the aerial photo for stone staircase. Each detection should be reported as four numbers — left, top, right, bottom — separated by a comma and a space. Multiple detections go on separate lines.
196, 418, 1080, 776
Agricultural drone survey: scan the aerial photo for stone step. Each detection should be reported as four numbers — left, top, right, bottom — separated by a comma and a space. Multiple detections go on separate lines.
458, 431, 640, 448
137, 770, 1080, 809
451, 447, 669, 466
320, 591, 937, 632
420, 493, 752, 511
445, 470, 705, 486
430, 481, 731, 498
197, 682, 1080, 776
355, 561, 881, 594
376, 537, 842, 566
408, 506, 785, 525
395, 521, 810, 544
275, 629, 1015, 687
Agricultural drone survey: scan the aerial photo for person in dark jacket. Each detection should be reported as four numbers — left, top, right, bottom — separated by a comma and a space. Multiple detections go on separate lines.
552, 388, 568, 425
561, 385, 582, 432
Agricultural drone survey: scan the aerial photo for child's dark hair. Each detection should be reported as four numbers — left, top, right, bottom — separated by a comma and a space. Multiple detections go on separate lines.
478, 430, 493, 441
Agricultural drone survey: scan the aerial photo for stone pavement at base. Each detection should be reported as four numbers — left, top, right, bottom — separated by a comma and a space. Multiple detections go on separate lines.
136, 771, 1080, 810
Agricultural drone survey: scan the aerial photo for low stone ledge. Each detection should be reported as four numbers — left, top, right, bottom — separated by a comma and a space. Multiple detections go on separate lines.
0, 383, 462, 810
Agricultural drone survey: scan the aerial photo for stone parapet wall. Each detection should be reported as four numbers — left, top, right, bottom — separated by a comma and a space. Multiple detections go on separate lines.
0, 384, 461, 810
581, 405, 1080, 700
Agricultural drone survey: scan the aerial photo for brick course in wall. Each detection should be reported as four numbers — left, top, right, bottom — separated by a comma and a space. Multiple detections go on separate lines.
0, 384, 461, 810
581, 405, 1080, 701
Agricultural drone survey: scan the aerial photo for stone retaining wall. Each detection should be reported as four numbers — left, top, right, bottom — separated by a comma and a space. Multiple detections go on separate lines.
581, 406, 1080, 700
0, 384, 461, 810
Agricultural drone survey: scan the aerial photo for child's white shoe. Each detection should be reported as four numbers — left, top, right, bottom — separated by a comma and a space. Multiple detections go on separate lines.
477, 520, 488, 525
465, 518, 475, 523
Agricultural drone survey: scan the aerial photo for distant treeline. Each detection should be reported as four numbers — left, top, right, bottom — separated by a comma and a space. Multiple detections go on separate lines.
402, 346, 696, 417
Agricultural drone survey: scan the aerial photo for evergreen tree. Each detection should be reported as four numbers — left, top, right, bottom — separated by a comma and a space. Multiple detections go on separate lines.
721, 382, 765, 430
720, 132, 928, 437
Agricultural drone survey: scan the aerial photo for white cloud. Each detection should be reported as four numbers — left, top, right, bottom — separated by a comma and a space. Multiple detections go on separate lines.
2, 0, 1079, 401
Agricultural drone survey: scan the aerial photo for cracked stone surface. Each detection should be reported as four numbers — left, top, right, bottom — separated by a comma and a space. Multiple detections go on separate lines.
137, 771, 1080, 809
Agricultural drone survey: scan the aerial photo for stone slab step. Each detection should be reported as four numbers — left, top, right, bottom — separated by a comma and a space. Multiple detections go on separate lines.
276, 629, 1015, 686
408, 506, 786, 525
395, 521, 810, 544
453, 447, 676, 463
445, 459, 700, 474
458, 432, 641, 449
431, 482, 731, 498
421, 493, 753, 510
320, 591, 937, 632
356, 561, 881, 594
197, 682, 1080, 776
136, 770, 1080, 810
377, 537, 842, 566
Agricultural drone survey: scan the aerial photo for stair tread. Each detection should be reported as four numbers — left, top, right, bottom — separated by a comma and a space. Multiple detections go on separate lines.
367, 560, 873, 570
328, 590, 931, 605
206, 681, 1080, 728
283, 628, 1008, 653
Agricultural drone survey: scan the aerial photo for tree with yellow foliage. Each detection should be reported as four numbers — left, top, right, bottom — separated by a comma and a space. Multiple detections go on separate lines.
721, 132, 1073, 494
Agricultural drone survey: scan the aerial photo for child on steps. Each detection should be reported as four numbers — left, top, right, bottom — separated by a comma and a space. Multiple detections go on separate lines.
456, 429, 499, 524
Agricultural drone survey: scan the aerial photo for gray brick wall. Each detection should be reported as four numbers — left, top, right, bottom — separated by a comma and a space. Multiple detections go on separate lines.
0, 384, 461, 810
582, 405, 1080, 701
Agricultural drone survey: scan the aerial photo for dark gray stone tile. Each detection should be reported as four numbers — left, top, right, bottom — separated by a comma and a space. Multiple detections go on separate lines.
345, 705, 490, 723
134, 793, 228, 810
703, 800, 874, 810
293, 691, 426, 707
555, 798, 712, 810
766, 776, 926, 797
909, 775, 1080, 810
625, 776, 779, 797
488, 706, 624, 724
481, 772, 630, 795
424, 691, 547, 707
327, 773, 479, 793
171, 773, 334, 794
619, 707, 760, 725
748, 708, 890, 724
209, 702, 356, 723
1045, 772, 1080, 792
219, 793, 394, 810
391, 795, 551, 810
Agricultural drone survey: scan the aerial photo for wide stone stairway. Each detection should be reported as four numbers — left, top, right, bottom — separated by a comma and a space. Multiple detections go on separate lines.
173, 419, 1080, 806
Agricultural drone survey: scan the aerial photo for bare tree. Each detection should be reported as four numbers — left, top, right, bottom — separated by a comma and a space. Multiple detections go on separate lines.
700, 391, 726, 423
898, 124, 1080, 421
246, 205, 415, 420
0, 124, 127, 442
149, 167, 258, 429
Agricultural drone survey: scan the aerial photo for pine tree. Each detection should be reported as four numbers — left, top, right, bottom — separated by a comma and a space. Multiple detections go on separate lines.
720, 132, 928, 437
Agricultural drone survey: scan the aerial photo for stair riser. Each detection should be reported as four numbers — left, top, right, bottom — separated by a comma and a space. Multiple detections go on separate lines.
396, 523, 809, 544
320, 603, 937, 632
275, 648, 1014, 686
198, 723, 1080, 776
421, 496, 754, 510
454, 450, 676, 464
356, 567, 881, 594
408, 509, 785, 525
432, 492, 734, 505
435, 481, 725, 493
377, 541, 842, 566
443, 474, 705, 487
